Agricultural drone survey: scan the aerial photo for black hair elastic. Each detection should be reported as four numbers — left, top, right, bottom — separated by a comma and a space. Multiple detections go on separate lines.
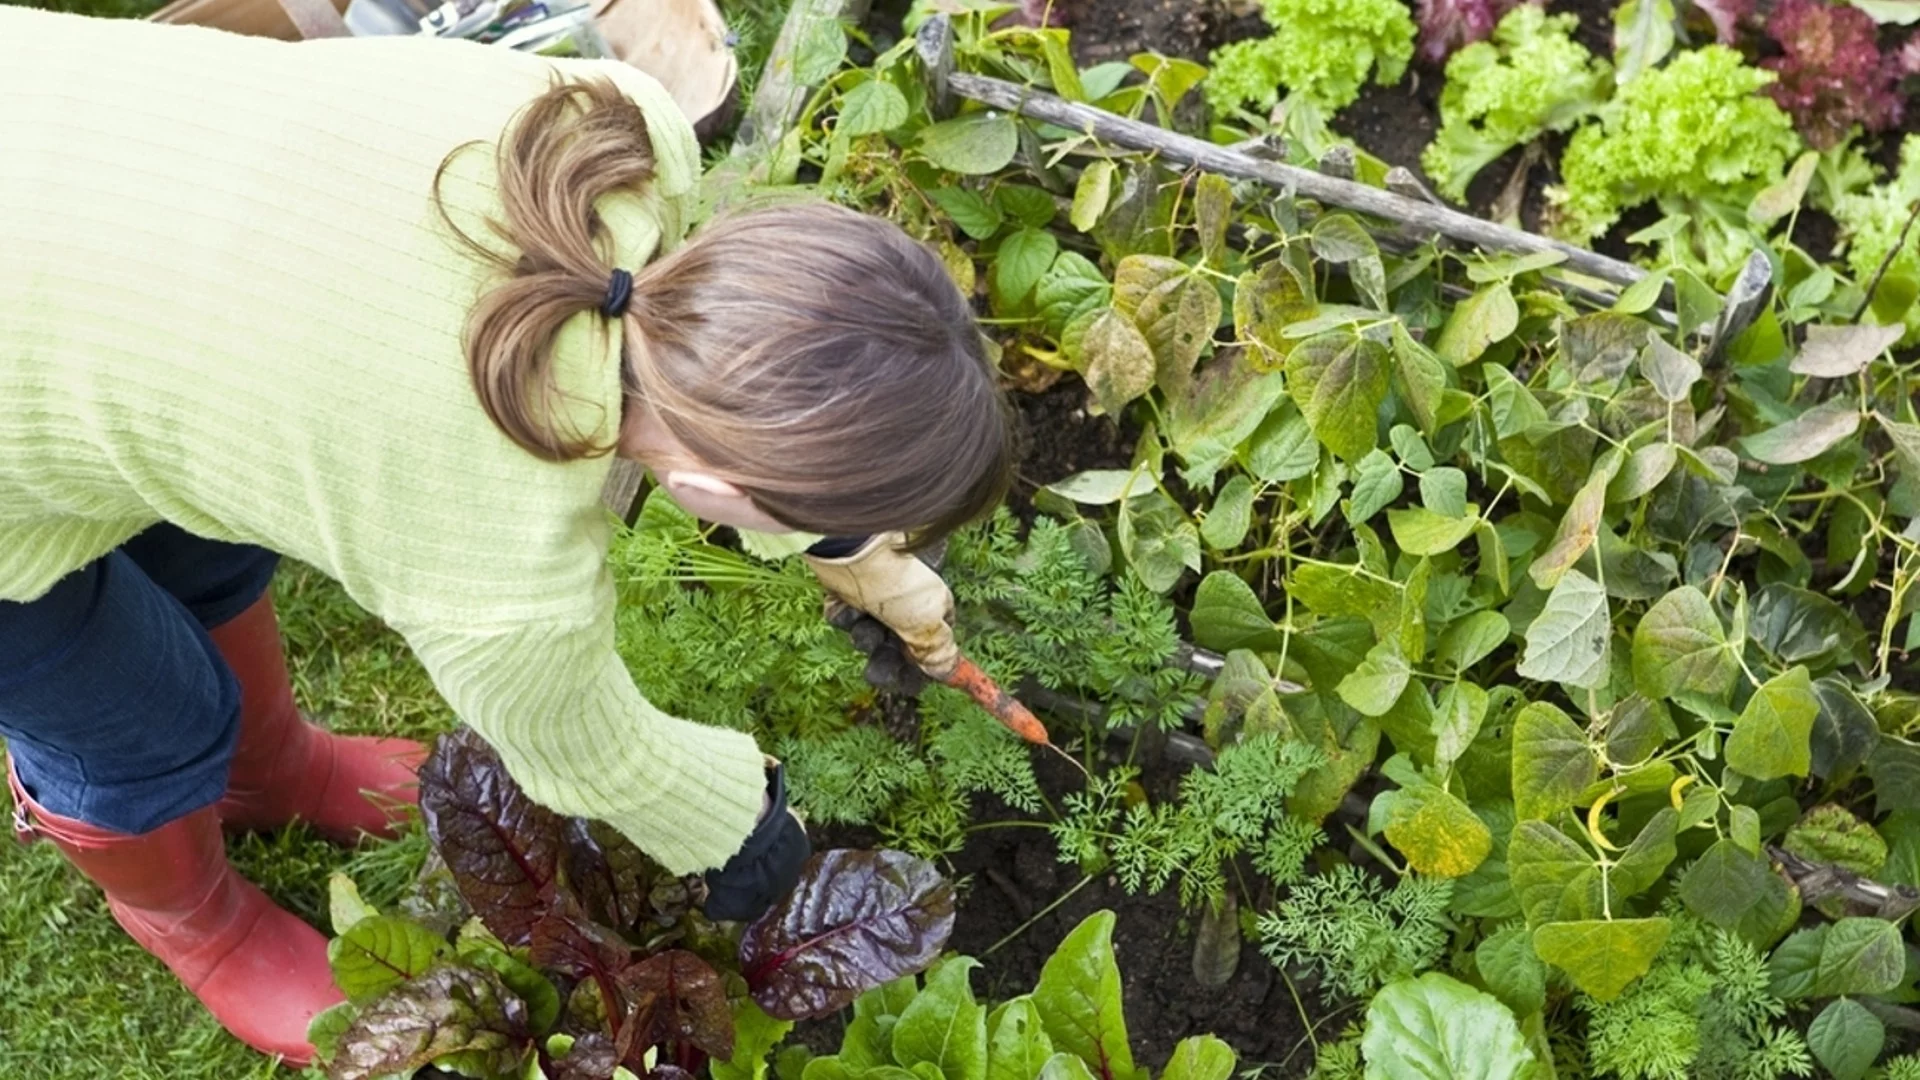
600, 268, 635, 318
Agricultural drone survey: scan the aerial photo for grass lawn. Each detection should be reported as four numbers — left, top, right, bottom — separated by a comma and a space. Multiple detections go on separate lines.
0, 565, 451, 1079
0, 0, 790, 1073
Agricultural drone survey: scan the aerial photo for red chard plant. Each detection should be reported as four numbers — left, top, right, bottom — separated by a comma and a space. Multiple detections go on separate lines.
308, 729, 956, 1080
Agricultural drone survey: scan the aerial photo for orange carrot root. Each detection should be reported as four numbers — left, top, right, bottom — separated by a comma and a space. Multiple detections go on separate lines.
942, 657, 1051, 746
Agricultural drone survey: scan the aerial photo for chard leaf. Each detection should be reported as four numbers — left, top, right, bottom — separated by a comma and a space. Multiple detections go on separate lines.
616, 951, 735, 1063
1033, 912, 1135, 1080
742, 850, 955, 1021
419, 729, 565, 947
986, 999, 1055, 1080
328, 916, 454, 1005
330, 964, 533, 1080
1162, 1036, 1236, 1080
893, 959, 988, 1080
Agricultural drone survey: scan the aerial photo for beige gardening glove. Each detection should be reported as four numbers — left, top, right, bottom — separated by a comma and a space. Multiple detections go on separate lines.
803, 533, 960, 682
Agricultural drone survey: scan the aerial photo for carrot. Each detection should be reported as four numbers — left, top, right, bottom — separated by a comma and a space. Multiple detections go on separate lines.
941, 656, 1051, 746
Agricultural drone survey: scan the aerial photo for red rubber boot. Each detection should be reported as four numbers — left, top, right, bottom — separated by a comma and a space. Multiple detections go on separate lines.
8, 760, 342, 1065
208, 595, 425, 843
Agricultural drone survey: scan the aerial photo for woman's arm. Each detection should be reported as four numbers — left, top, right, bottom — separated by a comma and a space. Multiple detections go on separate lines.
397, 603, 767, 875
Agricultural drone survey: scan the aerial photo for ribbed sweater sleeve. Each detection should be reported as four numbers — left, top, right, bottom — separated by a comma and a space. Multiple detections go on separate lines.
400, 599, 767, 875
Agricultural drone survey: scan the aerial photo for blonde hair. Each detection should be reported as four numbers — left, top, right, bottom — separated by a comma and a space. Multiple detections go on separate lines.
436, 78, 1011, 542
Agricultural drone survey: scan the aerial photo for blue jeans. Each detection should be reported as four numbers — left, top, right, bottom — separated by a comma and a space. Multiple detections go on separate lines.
1, 524, 279, 834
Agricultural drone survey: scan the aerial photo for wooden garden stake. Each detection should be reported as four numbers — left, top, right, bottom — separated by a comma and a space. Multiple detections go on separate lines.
916, 15, 957, 121
1703, 250, 1774, 365
931, 43, 1651, 288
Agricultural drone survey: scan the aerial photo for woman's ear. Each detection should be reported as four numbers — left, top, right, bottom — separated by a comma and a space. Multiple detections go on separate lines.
661, 470, 746, 501
660, 469, 794, 533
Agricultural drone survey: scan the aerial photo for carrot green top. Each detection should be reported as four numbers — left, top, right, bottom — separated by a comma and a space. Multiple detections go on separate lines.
0, 6, 766, 873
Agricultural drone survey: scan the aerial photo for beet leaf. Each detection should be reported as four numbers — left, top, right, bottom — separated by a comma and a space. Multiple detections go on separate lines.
420, 729, 567, 947
326, 964, 532, 1080
614, 950, 737, 1064
740, 850, 956, 1020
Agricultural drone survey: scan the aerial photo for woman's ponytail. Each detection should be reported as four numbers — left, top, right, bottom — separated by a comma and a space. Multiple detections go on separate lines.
434, 77, 656, 462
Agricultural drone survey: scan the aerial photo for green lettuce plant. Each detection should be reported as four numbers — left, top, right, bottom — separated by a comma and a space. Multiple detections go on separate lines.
1549, 46, 1800, 279
1204, 0, 1417, 114
1422, 5, 1612, 202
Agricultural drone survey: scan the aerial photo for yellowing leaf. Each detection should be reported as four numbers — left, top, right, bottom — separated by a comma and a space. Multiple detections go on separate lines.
1070, 161, 1115, 233
1081, 309, 1156, 417
1385, 784, 1493, 878
1726, 666, 1819, 780
1285, 331, 1390, 463
1632, 586, 1736, 699
1532, 918, 1671, 1000
1436, 282, 1518, 367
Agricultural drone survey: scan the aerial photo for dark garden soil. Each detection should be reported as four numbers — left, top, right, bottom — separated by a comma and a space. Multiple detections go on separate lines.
806, 742, 1330, 1076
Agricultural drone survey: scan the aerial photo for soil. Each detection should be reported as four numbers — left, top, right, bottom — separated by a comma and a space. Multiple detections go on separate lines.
802, 746, 1325, 1076
1061, 0, 1265, 69
1005, 381, 1135, 518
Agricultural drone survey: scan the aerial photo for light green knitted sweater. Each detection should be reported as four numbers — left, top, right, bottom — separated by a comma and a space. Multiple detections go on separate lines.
0, 7, 766, 873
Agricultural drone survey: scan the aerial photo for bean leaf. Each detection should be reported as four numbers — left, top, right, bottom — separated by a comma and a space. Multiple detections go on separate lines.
917, 114, 1019, 175
1512, 702, 1599, 820
1790, 324, 1904, 378
1517, 570, 1612, 689
1808, 998, 1884, 1080
1389, 506, 1482, 556
838, 80, 909, 137
1349, 449, 1404, 524
1384, 783, 1493, 878
994, 229, 1059, 307
1337, 640, 1411, 717
1532, 918, 1670, 1000
1639, 337, 1700, 403
1632, 586, 1736, 699
1476, 925, 1547, 1017
1189, 571, 1282, 652
1082, 310, 1157, 417
1741, 401, 1861, 465
1286, 331, 1390, 463
742, 850, 956, 1021
1436, 282, 1518, 367
1725, 666, 1818, 781
1509, 821, 1604, 925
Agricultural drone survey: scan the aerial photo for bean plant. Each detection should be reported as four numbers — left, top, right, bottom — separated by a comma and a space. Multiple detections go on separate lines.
690, 1, 1920, 1075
